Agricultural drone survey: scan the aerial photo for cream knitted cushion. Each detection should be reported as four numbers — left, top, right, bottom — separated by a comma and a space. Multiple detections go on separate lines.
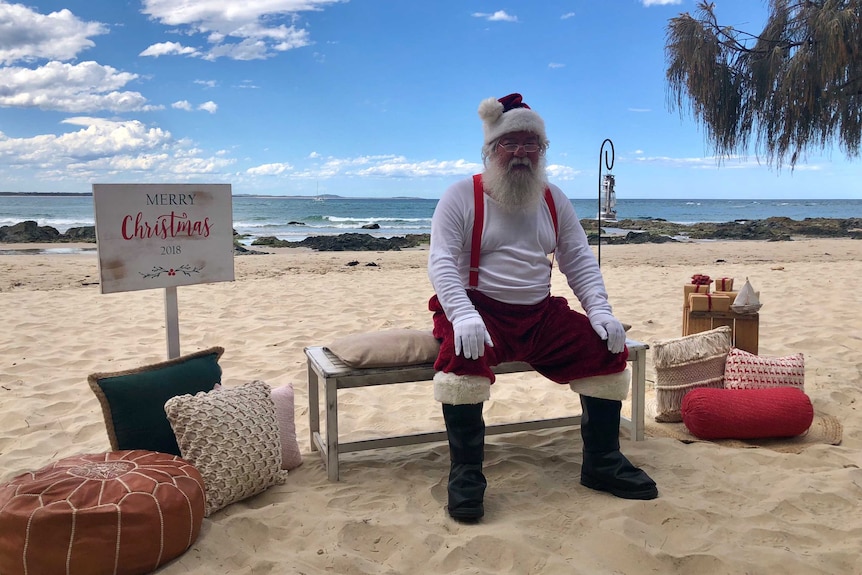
165, 380, 288, 517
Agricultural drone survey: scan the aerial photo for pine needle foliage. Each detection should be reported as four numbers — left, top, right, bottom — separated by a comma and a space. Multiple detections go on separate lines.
666, 0, 862, 169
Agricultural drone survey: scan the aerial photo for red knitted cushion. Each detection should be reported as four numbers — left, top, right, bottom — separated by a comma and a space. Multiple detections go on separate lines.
0, 450, 205, 575
681, 387, 814, 440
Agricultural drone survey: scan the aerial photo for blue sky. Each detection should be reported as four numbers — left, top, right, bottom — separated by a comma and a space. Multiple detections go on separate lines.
0, 0, 859, 200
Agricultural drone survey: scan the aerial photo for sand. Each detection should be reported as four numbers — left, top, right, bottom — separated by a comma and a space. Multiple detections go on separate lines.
1, 238, 861, 574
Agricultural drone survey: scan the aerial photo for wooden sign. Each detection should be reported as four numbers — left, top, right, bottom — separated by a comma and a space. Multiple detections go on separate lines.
93, 184, 234, 294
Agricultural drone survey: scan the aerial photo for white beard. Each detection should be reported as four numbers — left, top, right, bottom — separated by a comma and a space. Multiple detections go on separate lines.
482, 156, 548, 212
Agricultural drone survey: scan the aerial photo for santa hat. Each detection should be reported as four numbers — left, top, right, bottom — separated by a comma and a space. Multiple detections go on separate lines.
478, 93, 547, 146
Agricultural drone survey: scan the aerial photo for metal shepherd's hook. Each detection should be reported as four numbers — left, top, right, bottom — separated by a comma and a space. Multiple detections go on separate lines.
597, 138, 614, 267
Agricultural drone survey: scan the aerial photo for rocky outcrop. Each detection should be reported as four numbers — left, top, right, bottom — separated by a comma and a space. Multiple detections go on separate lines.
602, 217, 862, 241
253, 233, 430, 251
3, 217, 859, 251
0, 221, 94, 243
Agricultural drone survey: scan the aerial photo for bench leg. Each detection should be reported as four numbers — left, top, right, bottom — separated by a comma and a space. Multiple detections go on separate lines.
307, 363, 320, 451
325, 376, 340, 481
630, 347, 646, 441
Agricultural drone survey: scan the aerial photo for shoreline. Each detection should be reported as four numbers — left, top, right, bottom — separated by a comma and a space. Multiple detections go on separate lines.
2, 237, 859, 291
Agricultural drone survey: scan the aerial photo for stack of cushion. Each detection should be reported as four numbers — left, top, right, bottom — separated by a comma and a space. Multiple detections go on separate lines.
652, 329, 812, 440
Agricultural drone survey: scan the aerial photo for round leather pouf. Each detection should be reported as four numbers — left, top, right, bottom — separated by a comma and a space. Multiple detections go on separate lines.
0, 450, 206, 575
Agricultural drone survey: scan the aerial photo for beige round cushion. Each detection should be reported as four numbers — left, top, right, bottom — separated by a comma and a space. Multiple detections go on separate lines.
0, 450, 206, 575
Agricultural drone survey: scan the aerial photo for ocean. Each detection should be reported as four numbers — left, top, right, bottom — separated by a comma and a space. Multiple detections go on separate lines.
1, 194, 859, 244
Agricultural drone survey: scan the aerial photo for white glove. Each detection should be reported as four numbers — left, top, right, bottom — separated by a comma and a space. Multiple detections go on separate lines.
453, 315, 493, 360
589, 312, 627, 354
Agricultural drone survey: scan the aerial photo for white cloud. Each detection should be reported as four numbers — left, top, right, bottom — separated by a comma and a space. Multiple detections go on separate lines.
561, 12, 575, 20
194, 79, 218, 88
347, 157, 480, 178
0, 61, 157, 112
202, 38, 271, 61
0, 117, 170, 164
472, 11, 518, 23
546, 164, 580, 180
0, 116, 234, 181
198, 101, 218, 113
642, 0, 682, 6
631, 154, 769, 169
140, 0, 343, 60
247, 162, 292, 175
548, 62, 565, 69
0, 2, 107, 65
139, 41, 200, 57
171, 100, 218, 114
628, 107, 651, 113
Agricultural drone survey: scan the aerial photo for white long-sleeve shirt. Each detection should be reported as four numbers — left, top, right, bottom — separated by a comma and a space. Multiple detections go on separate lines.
428, 177, 614, 325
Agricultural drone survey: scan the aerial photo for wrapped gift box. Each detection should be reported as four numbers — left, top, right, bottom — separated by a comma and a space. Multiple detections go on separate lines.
714, 290, 739, 303
714, 277, 734, 291
689, 293, 731, 312
683, 283, 711, 307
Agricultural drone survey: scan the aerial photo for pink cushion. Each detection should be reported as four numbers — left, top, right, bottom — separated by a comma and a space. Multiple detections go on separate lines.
0, 450, 205, 575
724, 347, 805, 390
681, 387, 814, 440
272, 384, 303, 470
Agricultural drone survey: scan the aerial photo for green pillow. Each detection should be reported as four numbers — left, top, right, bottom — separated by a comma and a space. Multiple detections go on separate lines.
88, 347, 224, 455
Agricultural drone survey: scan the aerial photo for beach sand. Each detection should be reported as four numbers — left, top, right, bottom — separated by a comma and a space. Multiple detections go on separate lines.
1, 238, 861, 574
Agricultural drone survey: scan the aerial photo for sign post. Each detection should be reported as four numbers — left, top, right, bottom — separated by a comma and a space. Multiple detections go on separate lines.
93, 183, 234, 358
165, 286, 180, 358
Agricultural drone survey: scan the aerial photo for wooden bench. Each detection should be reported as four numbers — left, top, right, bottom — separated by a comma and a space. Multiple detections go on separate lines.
306, 339, 649, 481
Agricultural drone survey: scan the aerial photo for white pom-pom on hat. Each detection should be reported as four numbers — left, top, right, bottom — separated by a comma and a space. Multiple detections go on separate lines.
478, 97, 504, 124
478, 93, 548, 147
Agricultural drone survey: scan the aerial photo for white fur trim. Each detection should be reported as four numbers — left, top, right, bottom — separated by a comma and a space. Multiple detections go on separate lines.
478, 98, 547, 146
568, 367, 631, 401
433, 371, 491, 405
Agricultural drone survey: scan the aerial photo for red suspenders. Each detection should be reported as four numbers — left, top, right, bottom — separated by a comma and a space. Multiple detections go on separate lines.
469, 175, 485, 289
469, 174, 558, 289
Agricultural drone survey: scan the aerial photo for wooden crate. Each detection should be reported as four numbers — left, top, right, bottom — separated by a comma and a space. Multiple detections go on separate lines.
684, 310, 759, 354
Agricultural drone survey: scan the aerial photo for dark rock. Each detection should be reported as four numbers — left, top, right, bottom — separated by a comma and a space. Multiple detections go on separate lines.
234, 243, 268, 255
0, 220, 62, 243
346, 260, 359, 266
287, 221, 306, 226
361, 223, 380, 229
608, 217, 862, 240
65, 226, 96, 241
253, 232, 429, 251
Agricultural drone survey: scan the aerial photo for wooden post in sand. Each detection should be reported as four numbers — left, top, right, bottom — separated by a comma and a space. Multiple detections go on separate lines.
165, 286, 181, 358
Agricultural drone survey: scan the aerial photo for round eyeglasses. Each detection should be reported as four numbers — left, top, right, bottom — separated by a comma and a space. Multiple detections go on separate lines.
498, 142, 540, 153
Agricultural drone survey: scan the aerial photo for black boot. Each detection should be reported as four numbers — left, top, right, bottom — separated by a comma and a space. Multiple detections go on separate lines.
442, 402, 486, 521
580, 395, 658, 500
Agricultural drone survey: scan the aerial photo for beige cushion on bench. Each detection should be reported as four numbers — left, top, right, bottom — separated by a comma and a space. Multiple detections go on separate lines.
326, 328, 440, 368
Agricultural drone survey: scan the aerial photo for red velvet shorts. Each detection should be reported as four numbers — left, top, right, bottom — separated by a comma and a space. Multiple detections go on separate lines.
429, 291, 628, 384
